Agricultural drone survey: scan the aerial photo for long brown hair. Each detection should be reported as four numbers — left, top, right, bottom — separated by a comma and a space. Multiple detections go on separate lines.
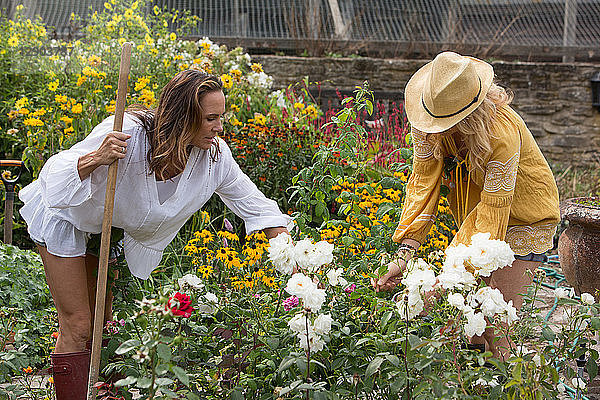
129, 70, 223, 180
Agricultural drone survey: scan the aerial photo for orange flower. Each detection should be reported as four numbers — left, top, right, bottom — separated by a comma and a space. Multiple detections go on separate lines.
23, 366, 33, 374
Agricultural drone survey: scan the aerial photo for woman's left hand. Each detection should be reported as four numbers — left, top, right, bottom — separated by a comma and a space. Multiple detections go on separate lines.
263, 226, 289, 239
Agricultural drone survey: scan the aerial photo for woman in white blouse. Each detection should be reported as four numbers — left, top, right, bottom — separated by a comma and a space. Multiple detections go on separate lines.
19, 70, 290, 398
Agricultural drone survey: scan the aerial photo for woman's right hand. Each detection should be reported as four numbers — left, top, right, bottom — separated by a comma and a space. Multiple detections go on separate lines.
77, 131, 131, 180
372, 258, 407, 293
94, 131, 131, 165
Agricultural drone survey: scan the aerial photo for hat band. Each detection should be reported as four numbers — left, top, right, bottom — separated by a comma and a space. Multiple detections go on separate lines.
421, 77, 482, 119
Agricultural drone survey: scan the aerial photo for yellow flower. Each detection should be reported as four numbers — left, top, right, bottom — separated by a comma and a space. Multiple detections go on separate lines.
124, 9, 133, 19
48, 80, 59, 92
60, 116, 73, 125
135, 76, 149, 91
293, 102, 305, 111
253, 113, 266, 126
303, 104, 318, 119
48, 377, 54, 384
131, 1, 138, 10
169, 32, 177, 41
250, 63, 263, 73
23, 366, 33, 374
104, 2, 112, 10
76, 75, 87, 86
88, 54, 101, 67
198, 265, 213, 279
71, 103, 83, 114
139, 89, 156, 106
8, 36, 18, 47
144, 33, 154, 46
230, 69, 242, 80
15, 97, 28, 109
106, 101, 115, 113
55, 95, 67, 103
23, 117, 43, 127
230, 117, 242, 127
153, 5, 160, 15
230, 104, 240, 113
17, 108, 29, 115
220, 74, 233, 89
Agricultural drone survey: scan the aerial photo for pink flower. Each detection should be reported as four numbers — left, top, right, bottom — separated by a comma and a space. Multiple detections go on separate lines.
344, 283, 356, 295
168, 292, 195, 318
283, 296, 299, 311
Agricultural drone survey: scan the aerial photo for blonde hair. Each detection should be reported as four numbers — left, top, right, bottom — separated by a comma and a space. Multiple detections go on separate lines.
427, 83, 513, 173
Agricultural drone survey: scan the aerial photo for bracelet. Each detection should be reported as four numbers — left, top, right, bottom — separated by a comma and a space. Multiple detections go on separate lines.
395, 247, 415, 264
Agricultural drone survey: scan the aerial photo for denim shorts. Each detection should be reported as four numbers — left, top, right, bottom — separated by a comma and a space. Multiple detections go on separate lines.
514, 252, 548, 263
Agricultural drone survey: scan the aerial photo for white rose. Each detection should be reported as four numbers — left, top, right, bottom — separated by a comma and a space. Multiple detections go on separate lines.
268, 232, 296, 275
464, 312, 487, 337
326, 268, 345, 286
285, 273, 314, 298
313, 314, 333, 335
288, 313, 311, 334
178, 273, 204, 290
293, 239, 316, 270
555, 287, 570, 299
303, 287, 326, 312
447, 292, 466, 310
312, 240, 334, 267
402, 267, 436, 293
298, 331, 324, 352
581, 292, 595, 305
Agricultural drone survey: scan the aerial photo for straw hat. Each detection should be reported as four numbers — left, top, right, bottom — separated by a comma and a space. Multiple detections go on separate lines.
405, 52, 494, 133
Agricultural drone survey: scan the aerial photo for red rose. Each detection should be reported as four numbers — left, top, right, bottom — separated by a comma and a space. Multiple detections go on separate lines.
168, 292, 194, 318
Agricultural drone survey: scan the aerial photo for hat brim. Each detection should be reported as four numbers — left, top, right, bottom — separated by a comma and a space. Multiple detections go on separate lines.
405, 57, 494, 134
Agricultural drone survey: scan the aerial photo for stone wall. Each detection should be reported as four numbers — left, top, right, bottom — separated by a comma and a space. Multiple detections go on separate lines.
253, 55, 600, 167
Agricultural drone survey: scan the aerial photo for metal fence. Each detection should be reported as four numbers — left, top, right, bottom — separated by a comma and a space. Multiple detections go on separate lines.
1, 0, 599, 60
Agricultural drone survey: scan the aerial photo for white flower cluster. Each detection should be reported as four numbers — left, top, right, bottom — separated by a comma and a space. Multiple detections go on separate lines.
396, 259, 437, 320
288, 313, 333, 352
270, 89, 287, 108
285, 273, 326, 312
247, 71, 273, 89
177, 273, 218, 315
268, 233, 334, 275
395, 233, 518, 337
439, 233, 517, 336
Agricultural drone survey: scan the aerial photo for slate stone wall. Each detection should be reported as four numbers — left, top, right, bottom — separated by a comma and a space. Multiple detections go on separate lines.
254, 55, 600, 166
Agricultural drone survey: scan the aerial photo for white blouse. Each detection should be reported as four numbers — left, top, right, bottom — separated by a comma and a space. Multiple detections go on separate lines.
19, 114, 291, 279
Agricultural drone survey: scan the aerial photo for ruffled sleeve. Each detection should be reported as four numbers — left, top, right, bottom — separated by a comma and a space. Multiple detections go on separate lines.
451, 120, 521, 246
392, 129, 444, 245
37, 116, 116, 209
215, 140, 292, 234
36, 116, 140, 210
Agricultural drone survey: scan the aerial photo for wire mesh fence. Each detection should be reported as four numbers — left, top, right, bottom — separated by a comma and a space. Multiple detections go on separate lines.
1, 0, 598, 60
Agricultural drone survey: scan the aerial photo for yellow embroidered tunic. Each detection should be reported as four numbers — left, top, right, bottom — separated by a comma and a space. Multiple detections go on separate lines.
393, 105, 560, 256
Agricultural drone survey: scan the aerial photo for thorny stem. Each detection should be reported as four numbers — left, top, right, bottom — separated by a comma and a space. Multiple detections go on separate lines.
403, 306, 412, 399
305, 310, 311, 400
451, 340, 468, 396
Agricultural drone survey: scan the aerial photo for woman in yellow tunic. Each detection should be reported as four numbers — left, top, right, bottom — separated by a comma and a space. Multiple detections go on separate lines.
373, 52, 560, 360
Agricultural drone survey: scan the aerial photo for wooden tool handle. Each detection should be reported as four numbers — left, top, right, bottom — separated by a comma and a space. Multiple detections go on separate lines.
87, 41, 132, 400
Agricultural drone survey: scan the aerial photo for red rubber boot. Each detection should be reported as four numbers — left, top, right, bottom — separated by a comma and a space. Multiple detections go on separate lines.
51, 350, 91, 400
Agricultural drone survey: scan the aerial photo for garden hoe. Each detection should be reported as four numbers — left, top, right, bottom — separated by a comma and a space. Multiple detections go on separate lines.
0, 160, 24, 245
87, 41, 132, 400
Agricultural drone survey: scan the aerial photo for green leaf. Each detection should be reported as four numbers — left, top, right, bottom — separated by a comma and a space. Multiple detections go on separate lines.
136, 377, 152, 389
155, 377, 174, 386
590, 317, 600, 330
114, 376, 137, 387
172, 365, 189, 386
587, 359, 599, 380
156, 343, 171, 362
229, 389, 244, 400
155, 364, 169, 376
385, 354, 400, 367
115, 339, 140, 355
541, 327, 556, 342
366, 100, 373, 116
366, 356, 384, 377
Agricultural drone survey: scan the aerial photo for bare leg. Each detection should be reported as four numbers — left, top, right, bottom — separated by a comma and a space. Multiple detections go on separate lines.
85, 253, 116, 327
38, 245, 91, 353
484, 259, 540, 360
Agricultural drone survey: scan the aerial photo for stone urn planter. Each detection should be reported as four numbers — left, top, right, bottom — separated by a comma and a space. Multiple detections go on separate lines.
558, 197, 600, 298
